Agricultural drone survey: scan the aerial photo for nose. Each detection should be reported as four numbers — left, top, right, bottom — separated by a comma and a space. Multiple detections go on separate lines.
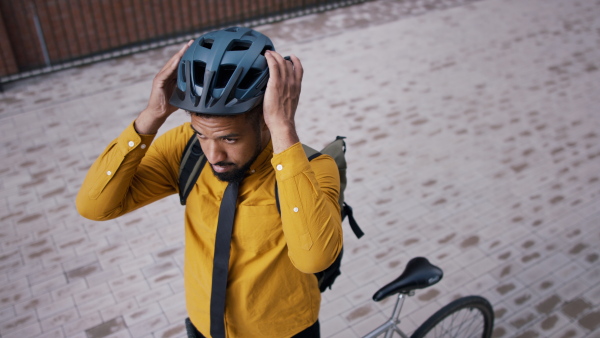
202, 140, 227, 164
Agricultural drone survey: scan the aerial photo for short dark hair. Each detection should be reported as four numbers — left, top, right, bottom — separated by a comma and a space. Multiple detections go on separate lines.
189, 103, 262, 121
188, 104, 263, 133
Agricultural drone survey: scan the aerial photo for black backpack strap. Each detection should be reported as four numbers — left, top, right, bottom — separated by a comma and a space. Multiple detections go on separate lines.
179, 135, 207, 205
343, 203, 364, 239
314, 247, 343, 292
302, 144, 322, 161
276, 189, 364, 239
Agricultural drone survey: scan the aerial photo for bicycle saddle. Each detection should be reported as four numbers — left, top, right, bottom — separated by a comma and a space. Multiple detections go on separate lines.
372, 257, 443, 301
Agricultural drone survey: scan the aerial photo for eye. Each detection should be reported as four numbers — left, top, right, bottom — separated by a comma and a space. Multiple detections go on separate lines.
223, 137, 237, 144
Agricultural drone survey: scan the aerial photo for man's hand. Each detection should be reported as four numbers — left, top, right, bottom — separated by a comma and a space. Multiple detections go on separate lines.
263, 51, 303, 153
134, 40, 193, 135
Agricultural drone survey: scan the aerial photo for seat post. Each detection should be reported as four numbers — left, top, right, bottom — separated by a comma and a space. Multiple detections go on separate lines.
390, 293, 406, 323
383, 293, 407, 338
362, 293, 410, 338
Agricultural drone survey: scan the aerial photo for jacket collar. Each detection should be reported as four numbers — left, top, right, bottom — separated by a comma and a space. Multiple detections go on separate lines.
248, 140, 273, 176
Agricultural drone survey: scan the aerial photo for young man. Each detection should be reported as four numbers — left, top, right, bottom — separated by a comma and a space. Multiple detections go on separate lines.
76, 27, 343, 338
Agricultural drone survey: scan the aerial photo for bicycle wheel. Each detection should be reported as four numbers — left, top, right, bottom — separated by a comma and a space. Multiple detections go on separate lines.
410, 295, 494, 338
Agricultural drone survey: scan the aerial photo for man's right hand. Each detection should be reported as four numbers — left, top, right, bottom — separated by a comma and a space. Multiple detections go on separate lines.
134, 40, 193, 135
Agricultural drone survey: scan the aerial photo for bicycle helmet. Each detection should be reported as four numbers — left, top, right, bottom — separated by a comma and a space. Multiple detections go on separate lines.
169, 27, 274, 115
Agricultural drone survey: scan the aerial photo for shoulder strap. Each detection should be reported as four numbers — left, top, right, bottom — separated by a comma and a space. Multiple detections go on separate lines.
179, 135, 207, 205
302, 144, 322, 161
343, 202, 364, 238
319, 136, 347, 210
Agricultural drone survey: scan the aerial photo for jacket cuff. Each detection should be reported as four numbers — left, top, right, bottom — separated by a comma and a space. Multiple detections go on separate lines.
116, 121, 156, 156
271, 142, 311, 181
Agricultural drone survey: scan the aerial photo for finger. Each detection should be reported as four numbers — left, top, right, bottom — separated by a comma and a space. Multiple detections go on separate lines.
267, 50, 285, 63
159, 40, 193, 75
284, 55, 294, 75
285, 58, 294, 79
269, 51, 291, 74
274, 51, 298, 85
270, 52, 297, 82
289, 55, 303, 82
173, 40, 193, 64
265, 51, 282, 85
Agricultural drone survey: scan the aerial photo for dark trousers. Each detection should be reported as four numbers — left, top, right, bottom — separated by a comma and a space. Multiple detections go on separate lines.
185, 318, 320, 337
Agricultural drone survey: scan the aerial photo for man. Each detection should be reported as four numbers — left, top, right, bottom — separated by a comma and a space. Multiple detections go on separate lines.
76, 27, 343, 337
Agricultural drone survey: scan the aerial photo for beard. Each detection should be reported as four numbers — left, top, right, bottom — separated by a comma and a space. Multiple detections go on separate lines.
210, 155, 257, 183
210, 133, 263, 183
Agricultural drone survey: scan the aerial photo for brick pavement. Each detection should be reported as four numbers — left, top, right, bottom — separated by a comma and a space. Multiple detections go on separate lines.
1, 0, 599, 337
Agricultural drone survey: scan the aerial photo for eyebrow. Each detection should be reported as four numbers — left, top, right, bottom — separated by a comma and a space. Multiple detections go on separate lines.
190, 124, 201, 135
189, 125, 241, 138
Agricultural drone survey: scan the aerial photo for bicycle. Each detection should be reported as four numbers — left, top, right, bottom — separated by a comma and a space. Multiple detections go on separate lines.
363, 257, 495, 338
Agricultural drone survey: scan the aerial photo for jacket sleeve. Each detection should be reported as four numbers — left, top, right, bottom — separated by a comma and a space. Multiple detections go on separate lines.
76, 121, 185, 221
272, 142, 343, 273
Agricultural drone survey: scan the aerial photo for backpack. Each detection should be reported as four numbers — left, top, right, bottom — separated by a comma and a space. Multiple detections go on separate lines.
178, 135, 364, 292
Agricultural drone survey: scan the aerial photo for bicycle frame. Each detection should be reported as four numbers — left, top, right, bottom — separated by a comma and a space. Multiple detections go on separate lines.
363, 293, 411, 338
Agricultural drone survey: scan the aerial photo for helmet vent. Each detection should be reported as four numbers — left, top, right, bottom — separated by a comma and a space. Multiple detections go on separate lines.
230, 40, 252, 51
260, 46, 274, 55
200, 39, 213, 49
180, 62, 187, 83
193, 61, 206, 87
215, 65, 236, 88
238, 68, 262, 90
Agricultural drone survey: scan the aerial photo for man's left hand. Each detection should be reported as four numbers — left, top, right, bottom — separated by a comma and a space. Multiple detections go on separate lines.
263, 51, 303, 153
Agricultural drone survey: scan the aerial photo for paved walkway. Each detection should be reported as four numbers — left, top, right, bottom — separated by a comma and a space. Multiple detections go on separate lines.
1, 0, 599, 337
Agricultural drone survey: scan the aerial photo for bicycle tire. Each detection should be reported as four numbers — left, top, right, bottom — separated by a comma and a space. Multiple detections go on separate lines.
410, 295, 494, 338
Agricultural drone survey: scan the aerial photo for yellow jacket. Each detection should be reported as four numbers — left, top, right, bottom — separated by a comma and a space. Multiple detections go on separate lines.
76, 122, 343, 337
